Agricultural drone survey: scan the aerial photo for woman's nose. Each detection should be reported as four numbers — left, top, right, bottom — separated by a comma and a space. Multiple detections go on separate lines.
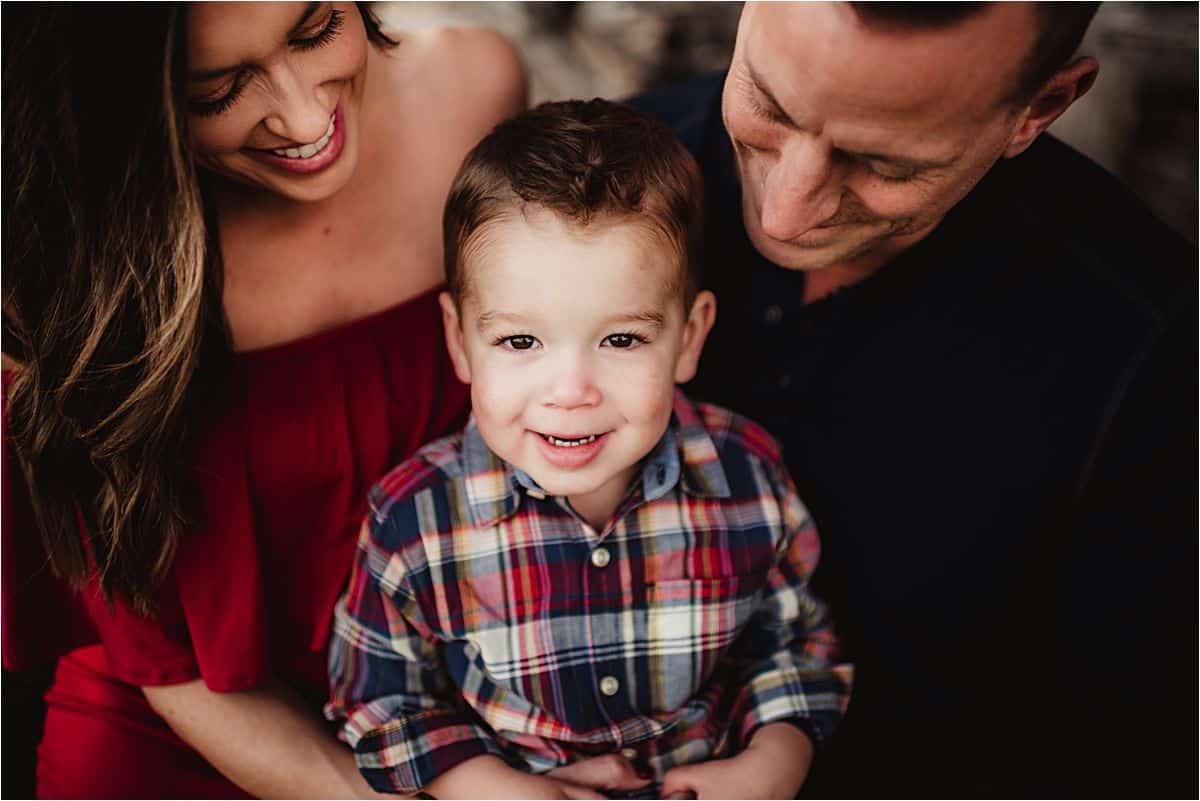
262, 71, 334, 145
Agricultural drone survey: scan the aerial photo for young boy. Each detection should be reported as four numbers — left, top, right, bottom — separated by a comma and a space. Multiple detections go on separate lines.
326, 100, 850, 800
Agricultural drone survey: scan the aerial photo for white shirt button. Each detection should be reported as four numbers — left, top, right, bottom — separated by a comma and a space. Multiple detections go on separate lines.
620, 748, 638, 761
600, 675, 620, 696
590, 547, 611, 568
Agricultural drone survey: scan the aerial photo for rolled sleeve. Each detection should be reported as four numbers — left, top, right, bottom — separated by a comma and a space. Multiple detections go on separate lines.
327, 516, 503, 793
353, 709, 506, 793
731, 461, 852, 749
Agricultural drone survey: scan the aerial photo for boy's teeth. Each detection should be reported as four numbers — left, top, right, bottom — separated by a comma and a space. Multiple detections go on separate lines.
271, 113, 336, 159
546, 434, 598, 447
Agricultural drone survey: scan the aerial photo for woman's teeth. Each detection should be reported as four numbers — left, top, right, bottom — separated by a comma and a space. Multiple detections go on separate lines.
544, 434, 598, 447
272, 114, 335, 159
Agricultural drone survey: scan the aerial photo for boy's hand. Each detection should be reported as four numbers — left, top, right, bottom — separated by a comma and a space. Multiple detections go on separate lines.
424, 753, 652, 799
660, 723, 814, 800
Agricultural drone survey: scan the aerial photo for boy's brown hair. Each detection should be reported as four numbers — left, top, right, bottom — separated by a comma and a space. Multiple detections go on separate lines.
443, 99, 704, 308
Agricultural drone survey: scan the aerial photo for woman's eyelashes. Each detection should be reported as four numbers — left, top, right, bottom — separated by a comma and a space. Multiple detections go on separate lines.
491, 332, 650, 352
292, 8, 344, 51
190, 72, 251, 117
187, 9, 345, 117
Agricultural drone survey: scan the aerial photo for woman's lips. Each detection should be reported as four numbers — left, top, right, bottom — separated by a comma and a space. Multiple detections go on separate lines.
243, 99, 345, 175
532, 430, 610, 470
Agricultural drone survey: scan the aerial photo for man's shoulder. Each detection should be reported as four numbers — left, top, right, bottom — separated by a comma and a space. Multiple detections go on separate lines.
626, 72, 726, 156
992, 135, 1195, 322
366, 431, 468, 534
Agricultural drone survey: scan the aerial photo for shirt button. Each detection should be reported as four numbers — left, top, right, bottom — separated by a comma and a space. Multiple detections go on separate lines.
763, 304, 784, 325
777, 372, 792, 390
590, 547, 611, 568
620, 747, 638, 761
600, 675, 620, 696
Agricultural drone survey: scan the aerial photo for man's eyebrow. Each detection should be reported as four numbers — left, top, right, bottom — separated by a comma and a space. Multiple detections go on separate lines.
189, 2, 321, 82
743, 63, 957, 172
744, 63, 797, 130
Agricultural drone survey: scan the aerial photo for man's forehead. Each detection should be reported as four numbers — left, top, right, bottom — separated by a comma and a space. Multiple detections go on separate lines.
739, 1, 1035, 123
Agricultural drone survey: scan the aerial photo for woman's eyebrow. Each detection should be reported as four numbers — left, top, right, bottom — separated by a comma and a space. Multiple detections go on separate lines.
189, 2, 322, 82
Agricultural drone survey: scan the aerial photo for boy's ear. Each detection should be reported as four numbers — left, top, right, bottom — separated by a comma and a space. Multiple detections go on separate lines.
439, 291, 473, 385
674, 290, 717, 384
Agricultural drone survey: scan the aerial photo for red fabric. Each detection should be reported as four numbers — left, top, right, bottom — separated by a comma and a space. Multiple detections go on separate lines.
2, 286, 469, 796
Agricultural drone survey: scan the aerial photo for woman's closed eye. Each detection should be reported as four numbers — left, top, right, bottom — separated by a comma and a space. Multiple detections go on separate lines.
189, 71, 252, 117
187, 8, 346, 117
292, 8, 345, 51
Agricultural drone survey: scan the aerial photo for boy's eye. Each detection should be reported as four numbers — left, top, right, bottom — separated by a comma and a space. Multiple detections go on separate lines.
602, 333, 645, 349
499, 335, 540, 351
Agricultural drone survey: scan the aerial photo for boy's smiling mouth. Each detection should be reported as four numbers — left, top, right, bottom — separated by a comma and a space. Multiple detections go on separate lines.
530, 429, 613, 471
538, 432, 599, 448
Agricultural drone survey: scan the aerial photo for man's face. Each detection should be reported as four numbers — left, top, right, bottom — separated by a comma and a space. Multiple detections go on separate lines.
723, 2, 1038, 274
441, 209, 714, 524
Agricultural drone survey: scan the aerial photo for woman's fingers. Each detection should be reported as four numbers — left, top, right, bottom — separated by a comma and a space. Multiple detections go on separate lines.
554, 779, 610, 800
548, 754, 651, 790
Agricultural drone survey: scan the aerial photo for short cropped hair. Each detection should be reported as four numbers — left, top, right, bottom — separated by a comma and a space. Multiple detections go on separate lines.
849, 2, 1100, 103
443, 99, 704, 308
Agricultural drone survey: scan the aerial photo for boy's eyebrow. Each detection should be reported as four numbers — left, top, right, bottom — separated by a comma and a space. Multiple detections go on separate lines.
475, 310, 667, 329
476, 311, 528, 329
610, 311, 666, 329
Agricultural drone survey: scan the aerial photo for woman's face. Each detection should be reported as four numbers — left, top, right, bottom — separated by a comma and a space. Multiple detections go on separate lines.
186, 2, 369, 203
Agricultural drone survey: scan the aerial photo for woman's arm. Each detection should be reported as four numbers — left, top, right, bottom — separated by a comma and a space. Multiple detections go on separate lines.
143, 678, 396, 799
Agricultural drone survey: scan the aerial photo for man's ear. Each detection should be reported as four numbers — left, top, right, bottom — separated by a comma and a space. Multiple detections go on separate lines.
674, 290, 717, 384
439, 291, 473, 385
1003, 57, 1099, 159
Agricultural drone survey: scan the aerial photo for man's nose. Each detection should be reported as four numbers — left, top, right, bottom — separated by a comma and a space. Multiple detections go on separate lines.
262, 69, 333, 145
543, 358, 602, 411
759, 137, 843, 242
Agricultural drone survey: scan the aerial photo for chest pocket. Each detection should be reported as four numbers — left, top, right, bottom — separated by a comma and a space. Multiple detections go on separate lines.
644, 576, 761, 712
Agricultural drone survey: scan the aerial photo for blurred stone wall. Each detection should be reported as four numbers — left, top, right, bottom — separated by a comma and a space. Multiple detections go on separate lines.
377, 2, 1197, 243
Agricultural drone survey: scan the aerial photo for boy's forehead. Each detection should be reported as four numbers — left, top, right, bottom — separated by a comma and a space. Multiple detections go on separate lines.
464, 210, 686, 318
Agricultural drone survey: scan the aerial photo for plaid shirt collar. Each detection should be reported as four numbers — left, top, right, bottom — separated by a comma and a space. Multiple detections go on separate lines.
461, 389, 733, 529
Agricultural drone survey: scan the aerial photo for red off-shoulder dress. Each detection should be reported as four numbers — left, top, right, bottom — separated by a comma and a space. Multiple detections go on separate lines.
2, 287, 469, 798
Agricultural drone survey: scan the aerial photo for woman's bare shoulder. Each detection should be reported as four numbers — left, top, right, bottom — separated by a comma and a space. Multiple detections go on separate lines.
380, 26, 527, 134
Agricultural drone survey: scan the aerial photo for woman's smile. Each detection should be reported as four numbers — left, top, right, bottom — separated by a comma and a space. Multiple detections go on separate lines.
243, 101, 346, 175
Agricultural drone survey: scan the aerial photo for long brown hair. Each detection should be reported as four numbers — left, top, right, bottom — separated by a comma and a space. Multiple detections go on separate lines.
2, 3, 395, 614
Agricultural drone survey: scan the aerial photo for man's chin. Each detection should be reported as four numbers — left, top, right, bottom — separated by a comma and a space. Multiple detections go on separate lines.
748, 228, 868, 272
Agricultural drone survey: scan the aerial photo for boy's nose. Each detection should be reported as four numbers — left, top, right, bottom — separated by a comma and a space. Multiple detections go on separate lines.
544, 367, 601, 410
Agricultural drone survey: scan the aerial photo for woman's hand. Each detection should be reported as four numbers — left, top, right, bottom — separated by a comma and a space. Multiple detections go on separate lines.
425, 752, 652, 800
660, 722, 814, 800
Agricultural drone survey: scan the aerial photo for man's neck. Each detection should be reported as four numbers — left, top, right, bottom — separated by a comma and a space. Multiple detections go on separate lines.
801, 260, 885, 304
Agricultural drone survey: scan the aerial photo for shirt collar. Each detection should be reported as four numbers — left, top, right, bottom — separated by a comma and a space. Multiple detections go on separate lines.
460, 390, 732, 529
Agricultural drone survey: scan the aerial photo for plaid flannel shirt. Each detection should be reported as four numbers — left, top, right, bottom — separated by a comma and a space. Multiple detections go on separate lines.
326, 390, 850, 793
